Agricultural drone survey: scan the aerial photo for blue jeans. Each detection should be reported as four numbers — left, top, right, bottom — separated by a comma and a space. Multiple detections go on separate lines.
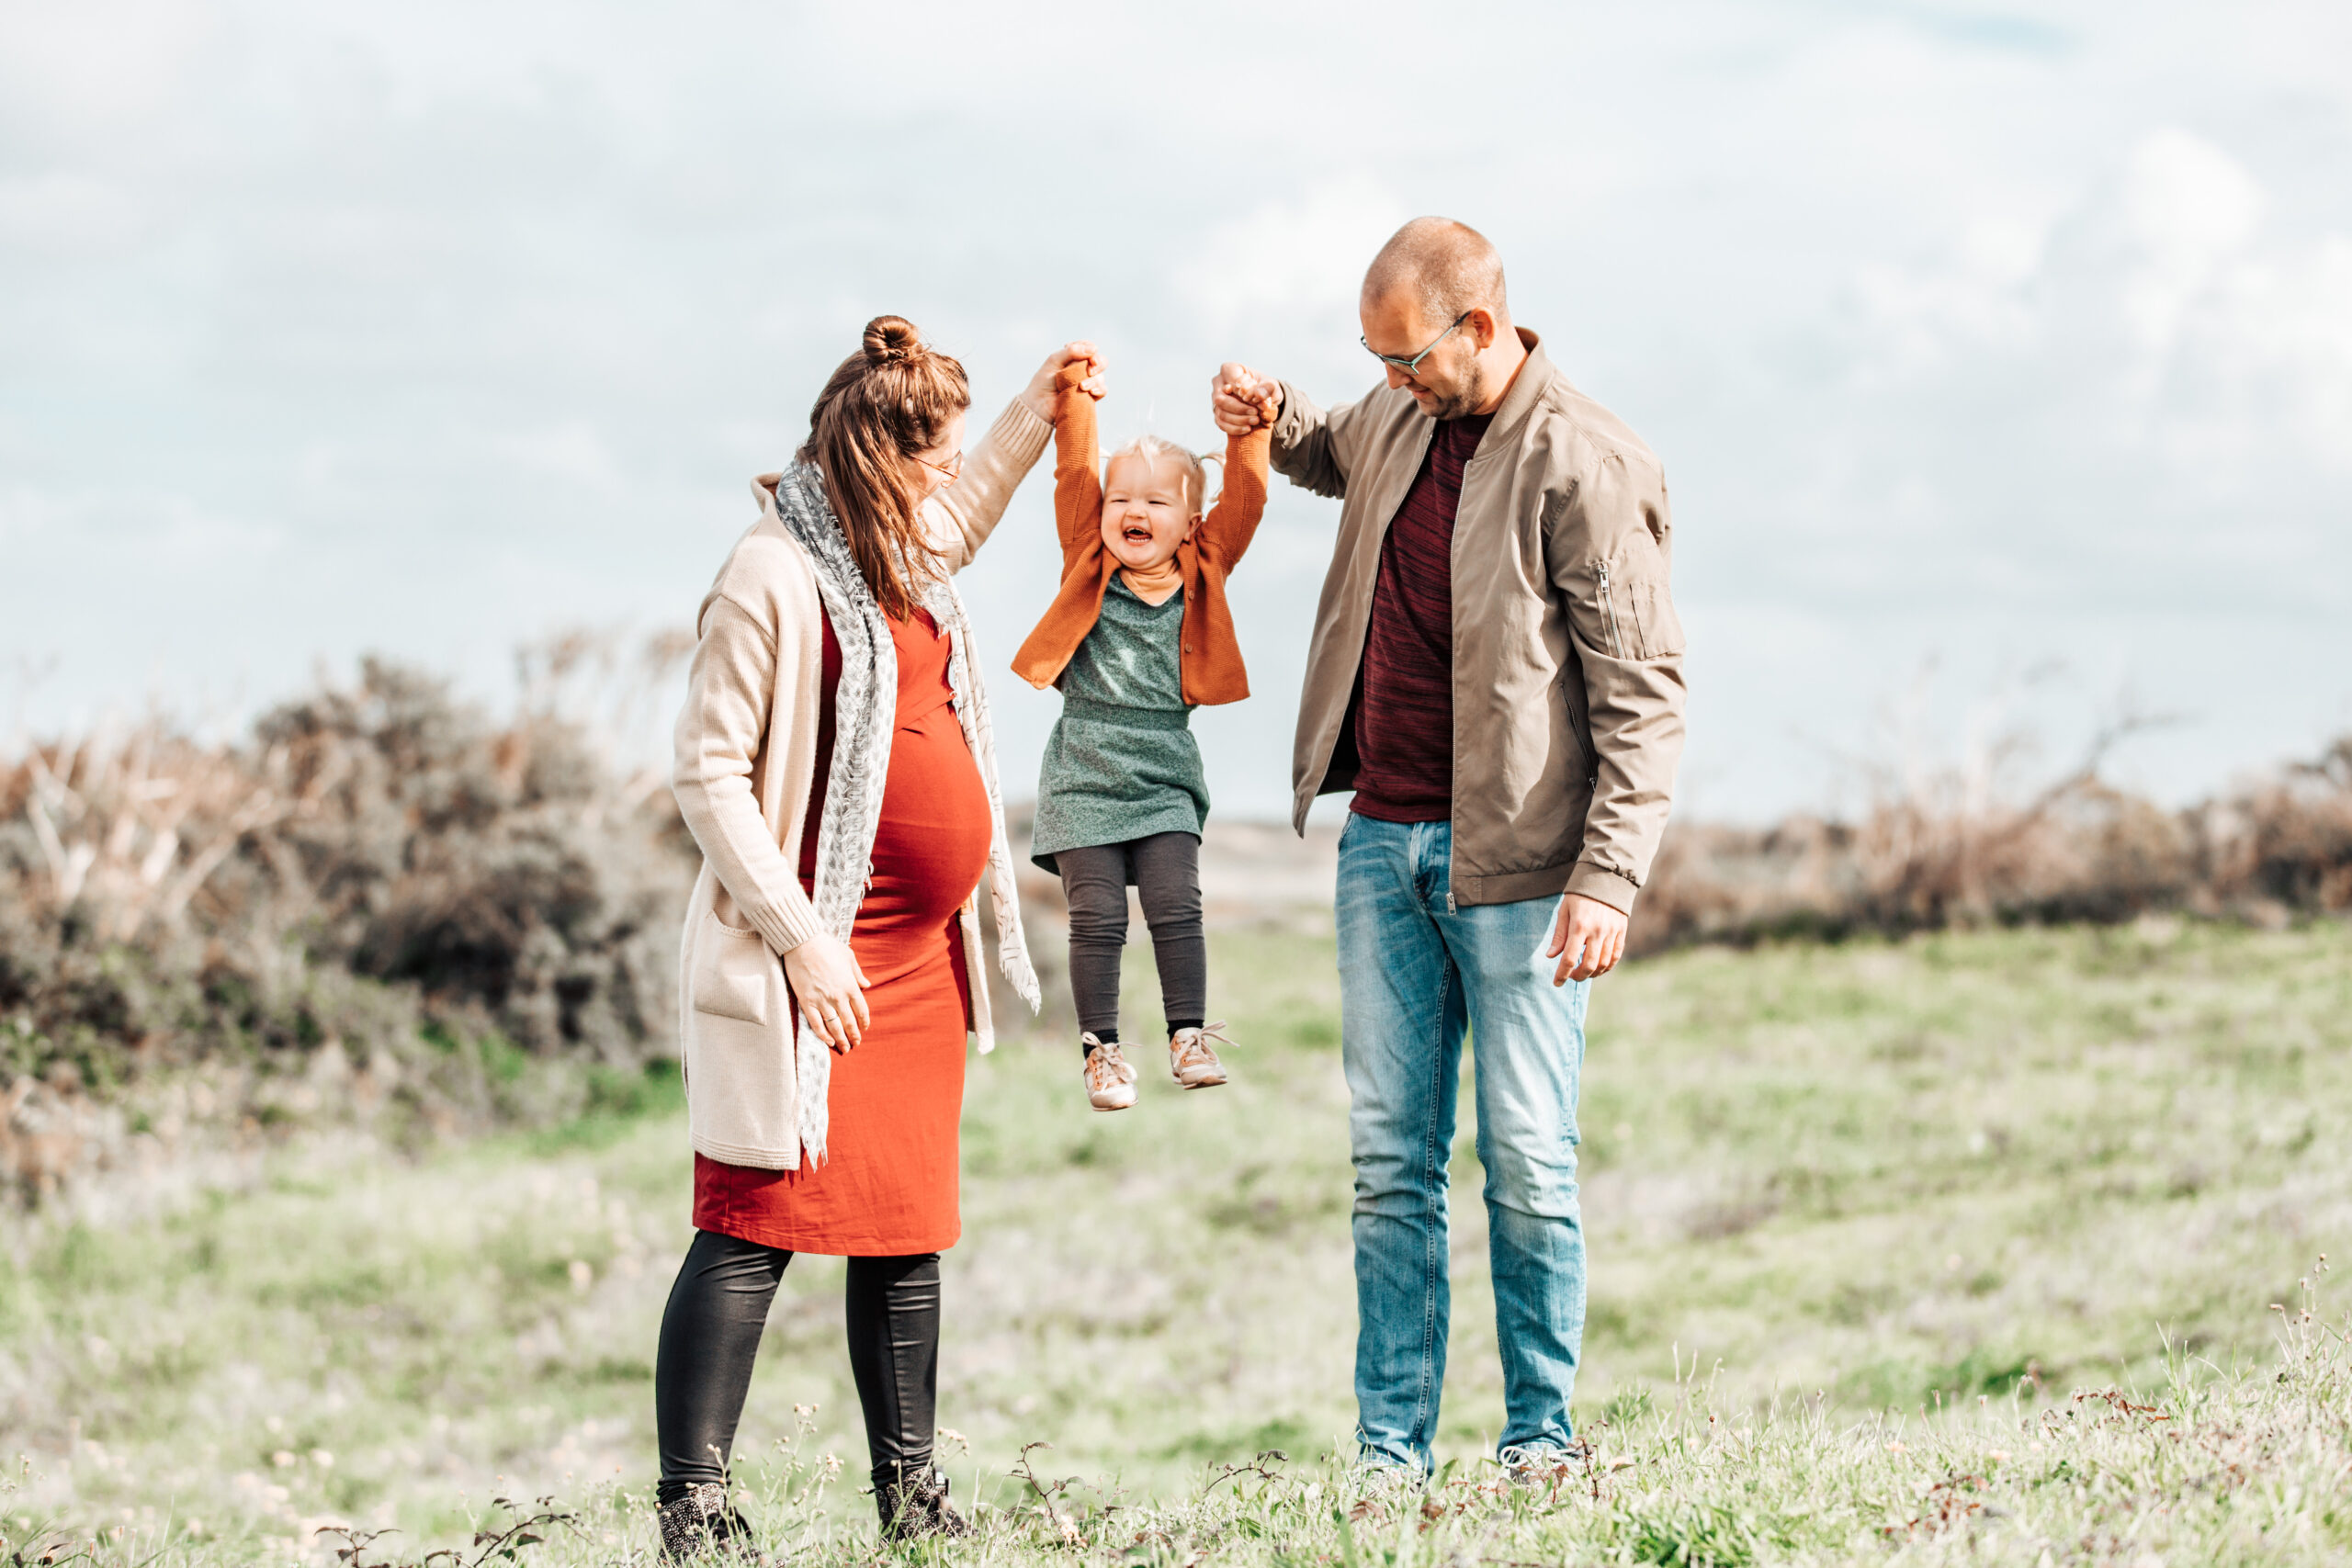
1336, 813, 1589, 1472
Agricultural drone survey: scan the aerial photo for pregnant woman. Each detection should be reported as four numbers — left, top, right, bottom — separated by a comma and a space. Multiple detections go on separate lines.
659, 317, 1095, 1556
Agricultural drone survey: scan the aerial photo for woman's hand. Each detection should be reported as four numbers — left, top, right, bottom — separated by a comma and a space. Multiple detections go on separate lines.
784, 931, 871, 1051
1021, 341, 1104, 420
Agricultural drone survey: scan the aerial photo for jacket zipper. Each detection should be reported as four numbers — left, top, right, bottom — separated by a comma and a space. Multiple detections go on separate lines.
1562, 669, 1599, 789
1596, 559, 1624, 659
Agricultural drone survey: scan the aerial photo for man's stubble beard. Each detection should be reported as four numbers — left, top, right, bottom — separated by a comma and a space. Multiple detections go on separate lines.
1422, 358, 1492, 422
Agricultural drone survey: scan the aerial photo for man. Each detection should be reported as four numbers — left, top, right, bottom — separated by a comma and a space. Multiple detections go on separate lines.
1210, 217, 1686, 1480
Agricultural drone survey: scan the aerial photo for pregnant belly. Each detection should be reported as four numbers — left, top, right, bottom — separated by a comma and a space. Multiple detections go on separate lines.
851, 705, 991, 983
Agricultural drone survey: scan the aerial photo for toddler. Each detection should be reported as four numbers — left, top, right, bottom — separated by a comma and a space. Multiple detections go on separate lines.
1012, 358, 1273, 1111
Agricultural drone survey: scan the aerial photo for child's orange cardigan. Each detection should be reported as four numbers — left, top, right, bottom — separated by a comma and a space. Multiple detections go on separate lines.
1010, 363, 1271, 706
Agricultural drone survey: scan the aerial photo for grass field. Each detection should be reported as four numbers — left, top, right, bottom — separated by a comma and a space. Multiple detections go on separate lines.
5, 918, 2350, 1565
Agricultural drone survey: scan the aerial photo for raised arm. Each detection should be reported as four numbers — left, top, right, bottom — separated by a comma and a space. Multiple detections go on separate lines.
927, 341, 1103, 572
926, 400, 1052, 572
1210, 361, 1351, 501
1050, 360, 1104, 570
1197, 421, 1271, 569
1267, 380, 1355, 499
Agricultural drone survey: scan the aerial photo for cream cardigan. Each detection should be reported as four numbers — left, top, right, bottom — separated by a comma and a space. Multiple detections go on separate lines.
671, 400, 1050, 1169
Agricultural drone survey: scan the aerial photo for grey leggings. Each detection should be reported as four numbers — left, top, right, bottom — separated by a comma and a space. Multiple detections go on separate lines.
1056, 830, 1204, 1046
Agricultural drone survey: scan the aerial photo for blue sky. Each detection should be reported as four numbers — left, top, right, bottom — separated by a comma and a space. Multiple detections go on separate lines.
5, 0, 2348, 821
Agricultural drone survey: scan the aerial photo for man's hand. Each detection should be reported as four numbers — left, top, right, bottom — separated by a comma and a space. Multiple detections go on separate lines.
1211, 362, 1279, 436
1545, 893, 1628, 985
1021, 341, 1103, 421
784, 931, 871, 1052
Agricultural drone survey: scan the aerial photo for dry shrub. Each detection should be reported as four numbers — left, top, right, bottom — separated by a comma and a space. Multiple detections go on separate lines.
2190, 737, 2352, 917
1634, 728, 2350, 956
0, 637, 695, 1171
242, 658, 686, 1055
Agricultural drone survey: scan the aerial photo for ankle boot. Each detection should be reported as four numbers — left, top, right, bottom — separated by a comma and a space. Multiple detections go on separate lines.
657, 1483, 767, 1562
874, 1465, 972, 1541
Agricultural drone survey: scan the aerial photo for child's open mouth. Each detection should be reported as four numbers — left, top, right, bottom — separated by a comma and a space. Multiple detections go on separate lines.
1122, 525, 1152, 545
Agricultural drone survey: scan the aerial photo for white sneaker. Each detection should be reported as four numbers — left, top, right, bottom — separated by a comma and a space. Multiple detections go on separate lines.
1499, 1442, 1586, 1492
1081, 1033, 1137, 1111
1168, 1022, 1232, 1089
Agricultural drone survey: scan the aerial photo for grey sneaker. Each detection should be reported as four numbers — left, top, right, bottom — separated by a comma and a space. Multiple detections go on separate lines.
657, 1483, 766, 1562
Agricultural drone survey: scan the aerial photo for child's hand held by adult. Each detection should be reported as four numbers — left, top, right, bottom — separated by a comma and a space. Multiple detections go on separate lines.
1023, 341, 1105, 419
784, 931, 872, 1052
1210, 363, 1277, 435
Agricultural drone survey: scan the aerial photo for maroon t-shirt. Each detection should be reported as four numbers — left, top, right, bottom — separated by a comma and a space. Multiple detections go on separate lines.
1348, 412, 1492, 822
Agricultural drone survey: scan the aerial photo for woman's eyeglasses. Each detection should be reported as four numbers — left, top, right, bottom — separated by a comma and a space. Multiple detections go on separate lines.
1361, 311, 1472, 378
914, 449, 964, 481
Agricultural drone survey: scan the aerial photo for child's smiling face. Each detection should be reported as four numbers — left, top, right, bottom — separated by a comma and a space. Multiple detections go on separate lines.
1100, 451, 1201, 574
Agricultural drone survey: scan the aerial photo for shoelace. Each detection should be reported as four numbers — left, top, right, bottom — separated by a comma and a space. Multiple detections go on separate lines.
1174, 1021, 1234, 1065
1089, 1042, 1136, 1086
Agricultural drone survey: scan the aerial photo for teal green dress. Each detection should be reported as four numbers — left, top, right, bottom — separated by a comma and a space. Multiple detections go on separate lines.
1031, 574, 1210, 874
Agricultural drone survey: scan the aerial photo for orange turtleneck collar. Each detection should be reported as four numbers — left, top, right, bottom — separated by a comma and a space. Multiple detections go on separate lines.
1118, 558, 1183, 606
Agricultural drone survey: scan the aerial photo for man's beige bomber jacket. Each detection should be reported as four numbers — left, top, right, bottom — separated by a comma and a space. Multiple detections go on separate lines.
1273, 330, 1687, 916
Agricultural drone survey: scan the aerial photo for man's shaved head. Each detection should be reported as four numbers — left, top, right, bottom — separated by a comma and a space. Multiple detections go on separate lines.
1360, 217, 1507, 329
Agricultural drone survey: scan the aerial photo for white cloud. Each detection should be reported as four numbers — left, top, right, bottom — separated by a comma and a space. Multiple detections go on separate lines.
0, 484, 283, 563
0, 1, 217, 135
0, 172, 144, 254
1846, 128, 2352, 480
493, 424, 626, 492
1177, 176, 1408, 331
2112, 128, 2264, 355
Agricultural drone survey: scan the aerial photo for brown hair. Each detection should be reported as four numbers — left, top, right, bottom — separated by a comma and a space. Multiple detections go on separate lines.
795, 315, 971, 618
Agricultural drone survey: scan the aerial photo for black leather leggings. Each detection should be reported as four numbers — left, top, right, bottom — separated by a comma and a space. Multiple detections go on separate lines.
654, 1230, 940, 1501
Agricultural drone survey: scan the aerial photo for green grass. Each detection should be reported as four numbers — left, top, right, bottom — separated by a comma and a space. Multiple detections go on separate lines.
5, 918, 2351, 1564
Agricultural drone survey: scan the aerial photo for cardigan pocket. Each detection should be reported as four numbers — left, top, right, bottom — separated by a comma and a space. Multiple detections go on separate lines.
692, 911, 775, 1025
685, 1008, 797, 1167
684, 909, 797, 1167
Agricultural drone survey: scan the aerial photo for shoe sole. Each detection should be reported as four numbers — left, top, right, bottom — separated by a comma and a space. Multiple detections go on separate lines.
1178, 1075, 1227, 1089
1089, 1096, 1136, 1111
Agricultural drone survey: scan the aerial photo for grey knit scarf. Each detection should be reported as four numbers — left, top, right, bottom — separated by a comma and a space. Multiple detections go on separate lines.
770, 460, 1038, 1163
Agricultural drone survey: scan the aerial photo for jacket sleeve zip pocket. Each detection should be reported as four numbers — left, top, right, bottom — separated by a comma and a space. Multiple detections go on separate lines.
1595, 559, 1625, 659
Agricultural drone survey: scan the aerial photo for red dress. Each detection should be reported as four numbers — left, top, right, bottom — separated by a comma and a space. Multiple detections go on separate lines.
693, 608, 992, 1256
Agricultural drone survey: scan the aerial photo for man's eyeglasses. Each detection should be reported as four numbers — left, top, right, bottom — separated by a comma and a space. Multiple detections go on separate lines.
1361, 311, 1472, 378
914, 449, 963, 482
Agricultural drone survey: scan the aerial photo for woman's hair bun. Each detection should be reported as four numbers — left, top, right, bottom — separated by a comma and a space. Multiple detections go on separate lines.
863, 315, 924, 366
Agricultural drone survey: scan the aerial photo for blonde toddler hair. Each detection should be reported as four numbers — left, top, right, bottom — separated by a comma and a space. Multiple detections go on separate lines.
1104, 433, 1223, 514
